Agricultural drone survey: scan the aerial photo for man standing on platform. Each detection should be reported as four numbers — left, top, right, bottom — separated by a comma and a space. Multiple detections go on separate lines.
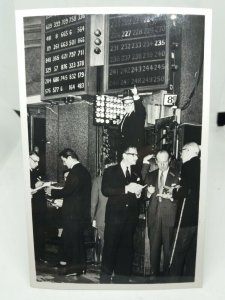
120, 86, 146, 151
100, 144, 145, 283
169, 142, 201, 281
46, 148, 91, 276
144, 150, 180, 278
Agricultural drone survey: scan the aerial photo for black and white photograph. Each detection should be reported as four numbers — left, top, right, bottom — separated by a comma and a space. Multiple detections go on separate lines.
15, 7, 211, 289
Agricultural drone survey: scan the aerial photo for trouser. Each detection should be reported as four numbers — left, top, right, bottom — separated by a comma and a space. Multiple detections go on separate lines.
32, 206, 46, 261
101, 220, 136, 281
61, 219, 86, 270
32, 219, 46, 260
96, 226, 105, 262
169, 226, 197, 279
148, 219, 174, 276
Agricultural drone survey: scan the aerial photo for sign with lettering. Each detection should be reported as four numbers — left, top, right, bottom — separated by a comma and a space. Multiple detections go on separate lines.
104, 14, 169, 94
164, 94, 177, 106
41, 15, 96, 100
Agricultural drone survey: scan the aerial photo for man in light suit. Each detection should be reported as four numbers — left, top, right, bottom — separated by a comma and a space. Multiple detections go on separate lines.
144, 150, 180, 277
100, 144, 145, 283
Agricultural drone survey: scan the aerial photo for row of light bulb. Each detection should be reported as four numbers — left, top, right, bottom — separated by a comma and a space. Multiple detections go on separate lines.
96, 112, 123, 119
95, 118, 121, 124
95, 106, 126, 114
96, 101, 124, 109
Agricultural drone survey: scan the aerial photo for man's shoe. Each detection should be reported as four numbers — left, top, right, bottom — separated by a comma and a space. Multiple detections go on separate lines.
52, 262, 67, 269
58, 266, 86, 276
112, 275, 130, 284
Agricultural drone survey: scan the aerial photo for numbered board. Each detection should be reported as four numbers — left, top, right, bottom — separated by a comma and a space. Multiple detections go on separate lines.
104, 14, 170, 94
41, 15, 96, 100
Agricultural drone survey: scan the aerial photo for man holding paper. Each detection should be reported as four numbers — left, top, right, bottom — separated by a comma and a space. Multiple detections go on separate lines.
30, 152, 48, 264
100, 144, 145, 283
144, 150, 180, 278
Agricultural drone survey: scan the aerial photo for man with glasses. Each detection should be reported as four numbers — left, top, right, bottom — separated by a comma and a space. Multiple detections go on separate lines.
100, 144, 145, 283
120, 86, 146, 150
169, 142, 201, 281
29, 152, 47, 265
144, 150, 180, 279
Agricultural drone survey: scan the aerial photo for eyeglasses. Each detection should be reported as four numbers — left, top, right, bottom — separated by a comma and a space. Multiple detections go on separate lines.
124, 102, 134, 106
125, 152, 139, 157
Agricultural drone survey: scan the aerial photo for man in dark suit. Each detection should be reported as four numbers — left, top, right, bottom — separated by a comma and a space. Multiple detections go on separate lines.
120, 86, 146, 151
30, 152, 47, 264
169, 142, 201, 281
100, 145, 145, 283
46, 148, 91, 276
144, 150, 180, 277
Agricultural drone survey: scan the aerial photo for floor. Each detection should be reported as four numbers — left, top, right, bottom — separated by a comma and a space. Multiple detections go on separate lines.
35, 241, 154, 284
35, 262, 162, 284
34, 233, 193, 285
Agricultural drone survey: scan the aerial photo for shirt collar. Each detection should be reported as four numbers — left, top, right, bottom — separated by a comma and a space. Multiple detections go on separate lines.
120, 160, 130, 176
158, 168, 169, 178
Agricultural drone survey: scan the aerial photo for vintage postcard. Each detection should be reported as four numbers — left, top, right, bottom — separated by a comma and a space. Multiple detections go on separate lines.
16, 7, 211, 289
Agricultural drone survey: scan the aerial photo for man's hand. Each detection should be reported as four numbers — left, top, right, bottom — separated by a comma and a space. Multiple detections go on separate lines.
126, 182, 145, 195
143, 154, 155, 164
53, 199, 63, 208
130, 85, 140, 100
35, 180, 44, 188
157, 186, 174, 201
147, 185, 155, 198
45, 187, 52, 196
157, 192, 174, 201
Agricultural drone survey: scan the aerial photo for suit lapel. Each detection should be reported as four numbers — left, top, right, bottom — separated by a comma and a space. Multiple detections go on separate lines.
165, 168, 174, 187
153, 170, 160, 193
118, 164, 126, 184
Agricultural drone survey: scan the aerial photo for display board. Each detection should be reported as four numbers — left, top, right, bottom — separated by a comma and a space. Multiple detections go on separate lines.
41, 15, 96, 100
104, 14, 170, 94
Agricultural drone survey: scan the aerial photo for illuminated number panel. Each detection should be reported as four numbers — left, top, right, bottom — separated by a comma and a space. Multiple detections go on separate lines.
41, 15, 96, 100
104, 14, 170, 94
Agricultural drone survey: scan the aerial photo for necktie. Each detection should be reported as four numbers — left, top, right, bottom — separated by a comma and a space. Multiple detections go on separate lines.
159, 171, 164, 202
125, 167, 131, 184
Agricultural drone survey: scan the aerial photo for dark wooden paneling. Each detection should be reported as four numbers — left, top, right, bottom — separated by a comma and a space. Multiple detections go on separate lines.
88, 104, 98, 178
179, 15, 204, 124
25, 47, 41, 96
46, 105, 59, 181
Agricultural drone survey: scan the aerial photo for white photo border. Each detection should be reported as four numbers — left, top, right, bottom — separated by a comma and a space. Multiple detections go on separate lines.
16, 6, 212, 290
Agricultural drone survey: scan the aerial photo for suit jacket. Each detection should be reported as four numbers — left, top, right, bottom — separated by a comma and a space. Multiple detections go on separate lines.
102, 164, 142, 225
120, 99, 146, 149
51, 163, 91, 225
174, 156, 200, 227
91, 175, 108, 228
145, 167, 180, 227
30, 169, 46, 217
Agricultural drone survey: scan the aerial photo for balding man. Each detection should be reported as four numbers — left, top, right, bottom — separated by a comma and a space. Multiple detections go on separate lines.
169, 142, 201, 281
144, 150, 180, 278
